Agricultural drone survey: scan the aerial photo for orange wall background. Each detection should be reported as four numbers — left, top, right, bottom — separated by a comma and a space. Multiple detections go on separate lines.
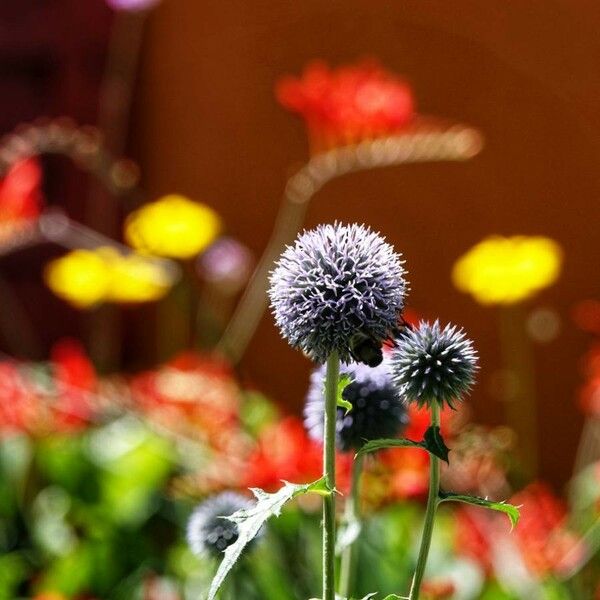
134, 1, 600, 487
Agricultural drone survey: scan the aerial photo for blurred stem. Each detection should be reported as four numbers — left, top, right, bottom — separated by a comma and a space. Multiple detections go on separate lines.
338, 454, 363, 598
408, 402, 440, 600
498, 305, 538, 480
323, 351, 339, 600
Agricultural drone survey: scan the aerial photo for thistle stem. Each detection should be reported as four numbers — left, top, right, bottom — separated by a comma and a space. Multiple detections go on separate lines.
323, 351, 339, 600
339, 454, 364, 598
408, 402, 441, 600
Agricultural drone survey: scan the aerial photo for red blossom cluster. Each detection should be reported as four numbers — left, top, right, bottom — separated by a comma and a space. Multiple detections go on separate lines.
511, 483, 584, 577
276, 60, 415, 152
0, 339, 96, 437
578, 343, 600, 416
129, 352, 241, 448
243, 416, 352, 494
455, 482, 584, 580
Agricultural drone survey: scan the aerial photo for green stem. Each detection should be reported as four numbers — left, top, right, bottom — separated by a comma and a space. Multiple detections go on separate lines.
323, 351, 339, 600
339, 454, 364, 598
408, 402, 441, 600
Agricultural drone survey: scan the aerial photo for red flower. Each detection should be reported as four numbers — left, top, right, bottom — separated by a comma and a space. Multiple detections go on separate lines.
276, 60, 415, 152
130, 352, 240, 445
421, 579, 456, 599
50, 338, 96, 431
454, 505, 494, 574
0, 158, 43, 224
511, 483, 584, 577
243, 416, 351, 493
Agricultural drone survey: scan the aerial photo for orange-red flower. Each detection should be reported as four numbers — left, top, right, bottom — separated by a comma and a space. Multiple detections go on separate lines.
130, 352, 240, 446
277, 60, 415, 152
243, 416, 351, 493
0, 158, 43, 224
511, 483, 584, 577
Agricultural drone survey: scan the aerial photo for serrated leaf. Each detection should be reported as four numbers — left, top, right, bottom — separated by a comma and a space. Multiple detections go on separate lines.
438, 490, 520, 528
423, 425, 450, 463
208, 478, 329, 600
356, 437, 426, 457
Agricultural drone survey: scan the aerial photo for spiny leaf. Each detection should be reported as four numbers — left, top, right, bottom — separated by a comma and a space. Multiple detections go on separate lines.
438, 490, 520, 528
208, 478, 329, 600
423, 425, 450, 464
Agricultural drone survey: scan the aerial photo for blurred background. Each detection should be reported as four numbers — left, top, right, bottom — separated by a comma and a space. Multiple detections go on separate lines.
0, 2, 599, 599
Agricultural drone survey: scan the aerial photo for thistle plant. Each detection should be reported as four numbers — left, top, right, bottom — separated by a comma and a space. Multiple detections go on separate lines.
270, 222, 408, 600
390, 321, 478, 599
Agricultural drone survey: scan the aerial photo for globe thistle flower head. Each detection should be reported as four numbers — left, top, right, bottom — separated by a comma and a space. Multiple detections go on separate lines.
304, 358, 409, 452
391, 320, 478, 409
268, 223, 407, 365
186, 492, 252, 559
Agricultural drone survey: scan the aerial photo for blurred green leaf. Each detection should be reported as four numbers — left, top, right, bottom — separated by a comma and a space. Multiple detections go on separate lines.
240, 391, 280, 436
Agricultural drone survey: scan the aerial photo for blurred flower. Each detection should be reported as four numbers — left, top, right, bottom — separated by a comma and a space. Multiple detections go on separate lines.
125, 194, 221, 259
49, 338, 96, 431
277, 60, 415, 151
572, 299, 600, 336
440, 425, 513, 499
243, 416, 351, 493
44, 247, 172, 308
268, 223, 407, 365
421, 579, 456, 599
130, 352, 240, 445
105, 0, 161, 11
187, 491, 253, 558
197, 236, 254, 294
0, 157, 44, 246
452, 235, 562, 305
372, 404, 459, 503
391, 320, 478, 408
303, 358, 408, 451
511, 483, 584, 577
0, 361, 36, 436
0, 158, 43, 223
578, 343, 600, 416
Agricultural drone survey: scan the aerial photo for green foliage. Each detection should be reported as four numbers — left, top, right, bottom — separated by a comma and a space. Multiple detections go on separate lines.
208, 478, 330, 600
336, 374, 354, 414
356, 425, 450, 463
438, 491, 520, 528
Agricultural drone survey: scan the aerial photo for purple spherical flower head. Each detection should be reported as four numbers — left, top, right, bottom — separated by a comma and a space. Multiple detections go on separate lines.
391, 320, 478, 409
268, 223, 408, 365
186, 492, 254, 559
304, 358, 409, 452
105, 0, 161, 12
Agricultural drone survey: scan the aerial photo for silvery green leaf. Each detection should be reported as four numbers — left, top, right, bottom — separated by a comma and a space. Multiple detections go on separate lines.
438, 490, 520, 528
208, 478, 330, 600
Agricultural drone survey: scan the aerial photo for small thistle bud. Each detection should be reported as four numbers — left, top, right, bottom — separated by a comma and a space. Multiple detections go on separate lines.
186, 492, 252, 559
390, 320, 478, 408
304, 358, 409, 451
268, 223, 408, 365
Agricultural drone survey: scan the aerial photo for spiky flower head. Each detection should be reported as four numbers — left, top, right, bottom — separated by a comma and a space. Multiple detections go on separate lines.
304, 358, 409, 451
186, 492, 252, 558
391, 320, 478, 408
268, 223, 407, 365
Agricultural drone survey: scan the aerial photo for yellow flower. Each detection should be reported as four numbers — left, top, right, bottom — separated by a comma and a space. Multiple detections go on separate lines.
45, 247, 173, 308
124, 194, 221, 259
452, 235, 562, 305
45, 249, 111, 308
